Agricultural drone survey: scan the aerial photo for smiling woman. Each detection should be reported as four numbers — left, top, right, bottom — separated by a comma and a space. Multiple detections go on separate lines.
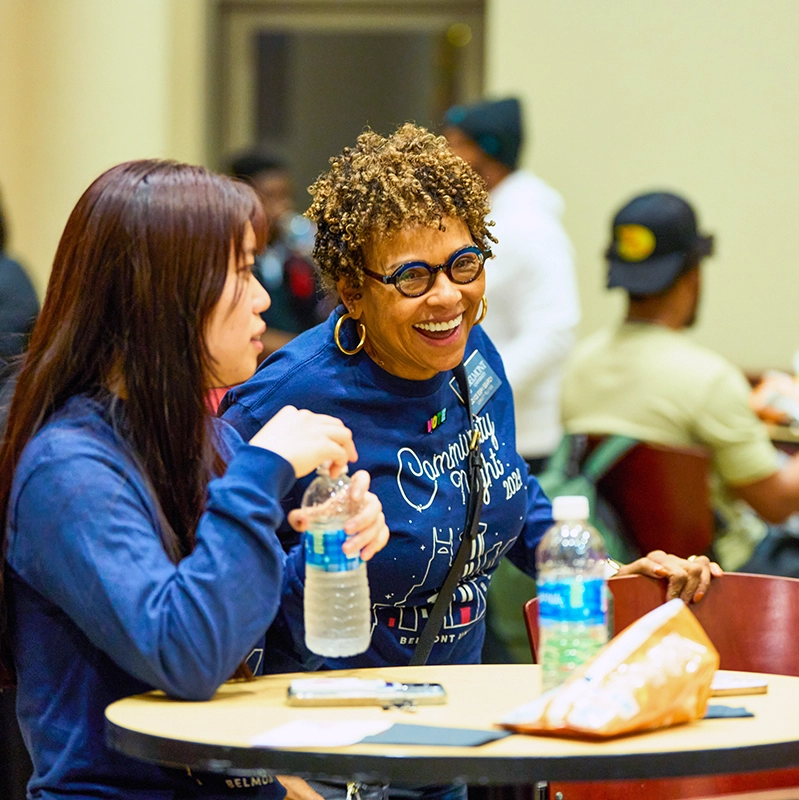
220, 123, 719, 800
221, 121, 719, 666
341, 219, 486, 380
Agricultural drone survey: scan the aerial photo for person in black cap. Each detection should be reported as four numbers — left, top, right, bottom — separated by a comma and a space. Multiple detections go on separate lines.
605, 191, 714, 302
444, 97, 579, 474
561, 190, 799, 574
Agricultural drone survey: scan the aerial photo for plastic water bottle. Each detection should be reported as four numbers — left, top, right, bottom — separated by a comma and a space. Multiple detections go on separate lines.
301, 464, 371, 657
536, 495, 609, 692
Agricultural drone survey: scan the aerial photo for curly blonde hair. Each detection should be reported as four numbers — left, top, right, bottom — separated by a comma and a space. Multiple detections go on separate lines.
306, 123, 495, 289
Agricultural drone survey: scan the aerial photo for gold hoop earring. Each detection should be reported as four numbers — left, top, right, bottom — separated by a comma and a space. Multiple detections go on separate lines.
334, 312, 366, 356
475, 296, 488, 325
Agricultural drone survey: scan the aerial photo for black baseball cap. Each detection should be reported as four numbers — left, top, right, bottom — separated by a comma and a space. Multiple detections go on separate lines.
606, 191, 714, 295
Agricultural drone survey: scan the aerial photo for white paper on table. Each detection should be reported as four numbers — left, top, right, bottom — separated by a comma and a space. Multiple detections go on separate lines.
251, 719, 392, 748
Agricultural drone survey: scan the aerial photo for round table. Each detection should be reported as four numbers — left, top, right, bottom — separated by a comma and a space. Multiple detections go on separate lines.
105, 664, 799, 785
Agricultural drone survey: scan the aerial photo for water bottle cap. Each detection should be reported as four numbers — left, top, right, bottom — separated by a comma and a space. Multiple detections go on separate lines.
552, 495, 590, 521
316, 461, 349, 477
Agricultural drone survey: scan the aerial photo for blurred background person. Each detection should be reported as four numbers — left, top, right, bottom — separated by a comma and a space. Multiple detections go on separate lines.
444, 97, 579, 475
0, 188, 39, 401
562, 191, 799, 574
230, 152, 328, 358
444, 98, 580, 663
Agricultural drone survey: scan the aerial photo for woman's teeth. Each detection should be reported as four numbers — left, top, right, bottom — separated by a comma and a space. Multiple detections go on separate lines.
414, 313, 463, 333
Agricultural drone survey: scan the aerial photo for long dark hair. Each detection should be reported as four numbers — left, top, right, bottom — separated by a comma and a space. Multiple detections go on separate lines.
0, 160, 265, 679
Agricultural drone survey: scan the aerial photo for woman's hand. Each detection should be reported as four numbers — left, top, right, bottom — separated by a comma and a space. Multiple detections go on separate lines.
617, 550, 723, 604
249, 405, 357, 478
287, 470, 389, 561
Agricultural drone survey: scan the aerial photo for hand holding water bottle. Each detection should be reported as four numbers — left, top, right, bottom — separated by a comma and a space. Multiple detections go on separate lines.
300, 464, 374, 657
249, 405, 356, 478
250, 405, 389, 562
287, 470, 387, 562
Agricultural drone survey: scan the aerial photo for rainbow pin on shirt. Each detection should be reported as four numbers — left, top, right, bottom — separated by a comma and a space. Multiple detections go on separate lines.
426, 407, 447, 433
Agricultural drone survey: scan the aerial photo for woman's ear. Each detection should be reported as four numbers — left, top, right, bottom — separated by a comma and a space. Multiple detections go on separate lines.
337, 280, 363, 318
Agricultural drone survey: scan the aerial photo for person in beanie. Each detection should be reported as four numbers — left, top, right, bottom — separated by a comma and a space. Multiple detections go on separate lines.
561, 190, 799, 573
444, 97, 579, 475
444, 98, 580, 662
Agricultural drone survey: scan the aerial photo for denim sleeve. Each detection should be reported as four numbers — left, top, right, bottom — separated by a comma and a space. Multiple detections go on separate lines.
8, 445, 295, 700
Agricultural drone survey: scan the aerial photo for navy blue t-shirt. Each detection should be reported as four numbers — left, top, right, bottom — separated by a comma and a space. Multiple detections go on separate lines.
222, 310, 554, 669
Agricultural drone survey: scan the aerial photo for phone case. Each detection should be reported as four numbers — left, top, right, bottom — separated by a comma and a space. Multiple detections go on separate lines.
286, 678, 447, 706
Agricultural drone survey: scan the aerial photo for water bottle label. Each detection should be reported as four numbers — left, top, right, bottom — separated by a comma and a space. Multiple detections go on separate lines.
536, 578, 607, 625
304, 528, 361, 572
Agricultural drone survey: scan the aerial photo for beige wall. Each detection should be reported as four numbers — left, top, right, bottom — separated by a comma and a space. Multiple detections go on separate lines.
486, 0, 799, 371
3, 0, 796, 372
0, 0, 209, 294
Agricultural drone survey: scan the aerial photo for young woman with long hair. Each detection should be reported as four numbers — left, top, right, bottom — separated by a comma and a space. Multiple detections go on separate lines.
0, 160, 388, 799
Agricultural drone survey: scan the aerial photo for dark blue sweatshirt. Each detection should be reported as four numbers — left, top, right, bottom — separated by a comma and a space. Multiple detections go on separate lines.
222, 310, 554, 670
6, 394, 295, 799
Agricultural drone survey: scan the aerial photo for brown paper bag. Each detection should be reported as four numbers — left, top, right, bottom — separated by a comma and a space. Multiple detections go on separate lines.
500, 598, 719, 738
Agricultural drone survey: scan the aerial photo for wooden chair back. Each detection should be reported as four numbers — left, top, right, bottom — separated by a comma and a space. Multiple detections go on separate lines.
522, 573, 799, 799
524, 572, 799, 676
588, 436, 714, 559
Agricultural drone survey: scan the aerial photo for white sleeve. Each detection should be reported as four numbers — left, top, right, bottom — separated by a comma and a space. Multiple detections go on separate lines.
485, 209, 580, 394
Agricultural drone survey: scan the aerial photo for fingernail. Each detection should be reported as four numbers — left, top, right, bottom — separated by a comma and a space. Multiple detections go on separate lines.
655, 566, 669, 575
693, 591, 705, 603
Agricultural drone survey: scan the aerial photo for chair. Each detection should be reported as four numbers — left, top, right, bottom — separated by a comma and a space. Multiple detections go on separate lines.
526, 573, 799, 676
523, 573, 799, 798
589, 436, 714, 559
482, 437, 715, 667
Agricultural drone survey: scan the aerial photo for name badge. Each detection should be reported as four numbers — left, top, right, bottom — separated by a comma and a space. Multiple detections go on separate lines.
450, 349, 502, 414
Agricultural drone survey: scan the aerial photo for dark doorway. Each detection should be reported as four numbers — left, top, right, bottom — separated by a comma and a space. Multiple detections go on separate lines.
215, 0, 485, 209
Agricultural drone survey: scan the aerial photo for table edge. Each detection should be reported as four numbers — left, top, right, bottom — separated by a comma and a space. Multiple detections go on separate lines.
105, 719, 799, 785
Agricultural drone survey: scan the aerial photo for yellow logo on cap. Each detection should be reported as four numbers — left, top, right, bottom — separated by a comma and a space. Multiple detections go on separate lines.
615, 224, 656, 262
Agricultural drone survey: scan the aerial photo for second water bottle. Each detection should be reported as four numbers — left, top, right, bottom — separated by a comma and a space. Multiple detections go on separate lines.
535, 495, 609, 692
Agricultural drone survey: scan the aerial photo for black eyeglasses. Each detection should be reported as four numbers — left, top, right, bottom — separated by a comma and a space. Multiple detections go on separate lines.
363, 245, 491, 298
